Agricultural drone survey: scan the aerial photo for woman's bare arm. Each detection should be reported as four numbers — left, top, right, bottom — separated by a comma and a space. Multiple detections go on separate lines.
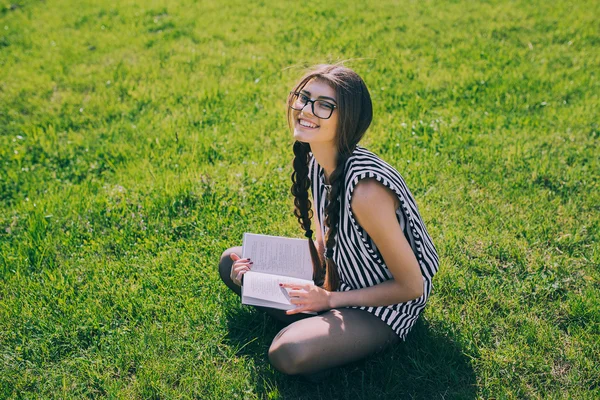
328, 178, 424, 308
283, 178, 424, 315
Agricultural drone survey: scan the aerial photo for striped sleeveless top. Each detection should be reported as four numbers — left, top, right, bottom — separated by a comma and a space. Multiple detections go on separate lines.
308, 145, 439, 340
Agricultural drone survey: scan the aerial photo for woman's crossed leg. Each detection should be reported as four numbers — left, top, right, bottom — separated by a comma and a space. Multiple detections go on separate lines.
268, 307, 399, 375
218, 246, 399, 375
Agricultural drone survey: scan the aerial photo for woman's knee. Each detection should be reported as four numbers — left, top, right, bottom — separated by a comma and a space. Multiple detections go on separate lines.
218, 249, 232, 283
218, 246, 241, 283
268, 328, 312, 375
218, 246, 243, 297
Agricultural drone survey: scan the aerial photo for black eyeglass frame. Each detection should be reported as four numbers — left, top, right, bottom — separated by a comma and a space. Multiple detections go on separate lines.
289, 91, 337, 120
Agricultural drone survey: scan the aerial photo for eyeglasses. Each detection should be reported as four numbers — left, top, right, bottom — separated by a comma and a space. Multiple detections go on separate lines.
289, 91, 337, 119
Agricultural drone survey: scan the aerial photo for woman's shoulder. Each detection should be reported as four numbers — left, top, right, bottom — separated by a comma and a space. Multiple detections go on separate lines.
345, 145, 401, 176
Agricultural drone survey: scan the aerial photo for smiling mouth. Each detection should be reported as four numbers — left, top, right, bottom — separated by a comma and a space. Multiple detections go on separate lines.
298, 119, 319, 129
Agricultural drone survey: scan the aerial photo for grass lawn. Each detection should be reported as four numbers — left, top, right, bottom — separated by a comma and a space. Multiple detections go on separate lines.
1, 0, 598, 398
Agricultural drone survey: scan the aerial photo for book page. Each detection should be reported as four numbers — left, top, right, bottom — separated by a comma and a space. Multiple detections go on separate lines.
242, 233, 313, 280
242, 271, 314, 307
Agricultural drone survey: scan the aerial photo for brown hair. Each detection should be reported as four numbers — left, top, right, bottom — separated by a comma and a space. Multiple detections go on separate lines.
288, 64, 373, 291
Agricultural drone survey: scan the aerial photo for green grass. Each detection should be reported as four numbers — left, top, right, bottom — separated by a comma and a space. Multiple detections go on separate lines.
1, 0, 598, 398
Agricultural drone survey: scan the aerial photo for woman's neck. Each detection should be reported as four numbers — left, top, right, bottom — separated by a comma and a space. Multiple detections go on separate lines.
310, 142, 338, 185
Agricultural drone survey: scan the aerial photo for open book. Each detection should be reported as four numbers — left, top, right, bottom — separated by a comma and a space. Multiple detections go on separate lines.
241, 233, 316, 314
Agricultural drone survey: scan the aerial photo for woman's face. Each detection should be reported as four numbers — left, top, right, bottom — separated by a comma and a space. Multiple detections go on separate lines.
292, 78, 338, 146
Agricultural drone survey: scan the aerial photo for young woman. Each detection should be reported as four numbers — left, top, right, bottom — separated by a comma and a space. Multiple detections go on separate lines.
218, 64, 439, 378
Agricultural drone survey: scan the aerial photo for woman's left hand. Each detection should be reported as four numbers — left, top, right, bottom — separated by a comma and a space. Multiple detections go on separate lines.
280, 282, 333, 315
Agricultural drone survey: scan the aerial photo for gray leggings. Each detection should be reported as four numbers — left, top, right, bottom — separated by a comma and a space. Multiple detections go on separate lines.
218, 246, 400, 375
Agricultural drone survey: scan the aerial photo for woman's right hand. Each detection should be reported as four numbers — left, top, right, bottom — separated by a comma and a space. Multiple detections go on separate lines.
229, 253, 253, 287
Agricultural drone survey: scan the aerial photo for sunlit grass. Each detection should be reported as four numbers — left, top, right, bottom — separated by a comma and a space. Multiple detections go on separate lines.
1, 0, 598, 398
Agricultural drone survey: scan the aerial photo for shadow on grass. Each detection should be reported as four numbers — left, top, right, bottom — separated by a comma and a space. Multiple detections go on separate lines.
225, 307, 477, 400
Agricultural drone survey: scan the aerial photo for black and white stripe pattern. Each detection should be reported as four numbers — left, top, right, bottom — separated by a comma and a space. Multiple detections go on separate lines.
308, 145, 439, 340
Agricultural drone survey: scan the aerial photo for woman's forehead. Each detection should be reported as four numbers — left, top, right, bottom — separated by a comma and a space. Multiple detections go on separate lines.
302, 78, 336, 99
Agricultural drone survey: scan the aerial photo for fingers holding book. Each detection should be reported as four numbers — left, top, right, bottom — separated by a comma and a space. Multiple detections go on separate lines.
229, 253, 253, 286
279, 282, 333, 315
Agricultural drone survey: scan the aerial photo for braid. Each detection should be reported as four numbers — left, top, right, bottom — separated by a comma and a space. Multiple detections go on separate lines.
323, 152, 349, 291
291, 141, 325, 286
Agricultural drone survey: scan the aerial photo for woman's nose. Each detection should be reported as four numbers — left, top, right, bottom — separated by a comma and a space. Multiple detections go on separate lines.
300, 101, 315, 117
